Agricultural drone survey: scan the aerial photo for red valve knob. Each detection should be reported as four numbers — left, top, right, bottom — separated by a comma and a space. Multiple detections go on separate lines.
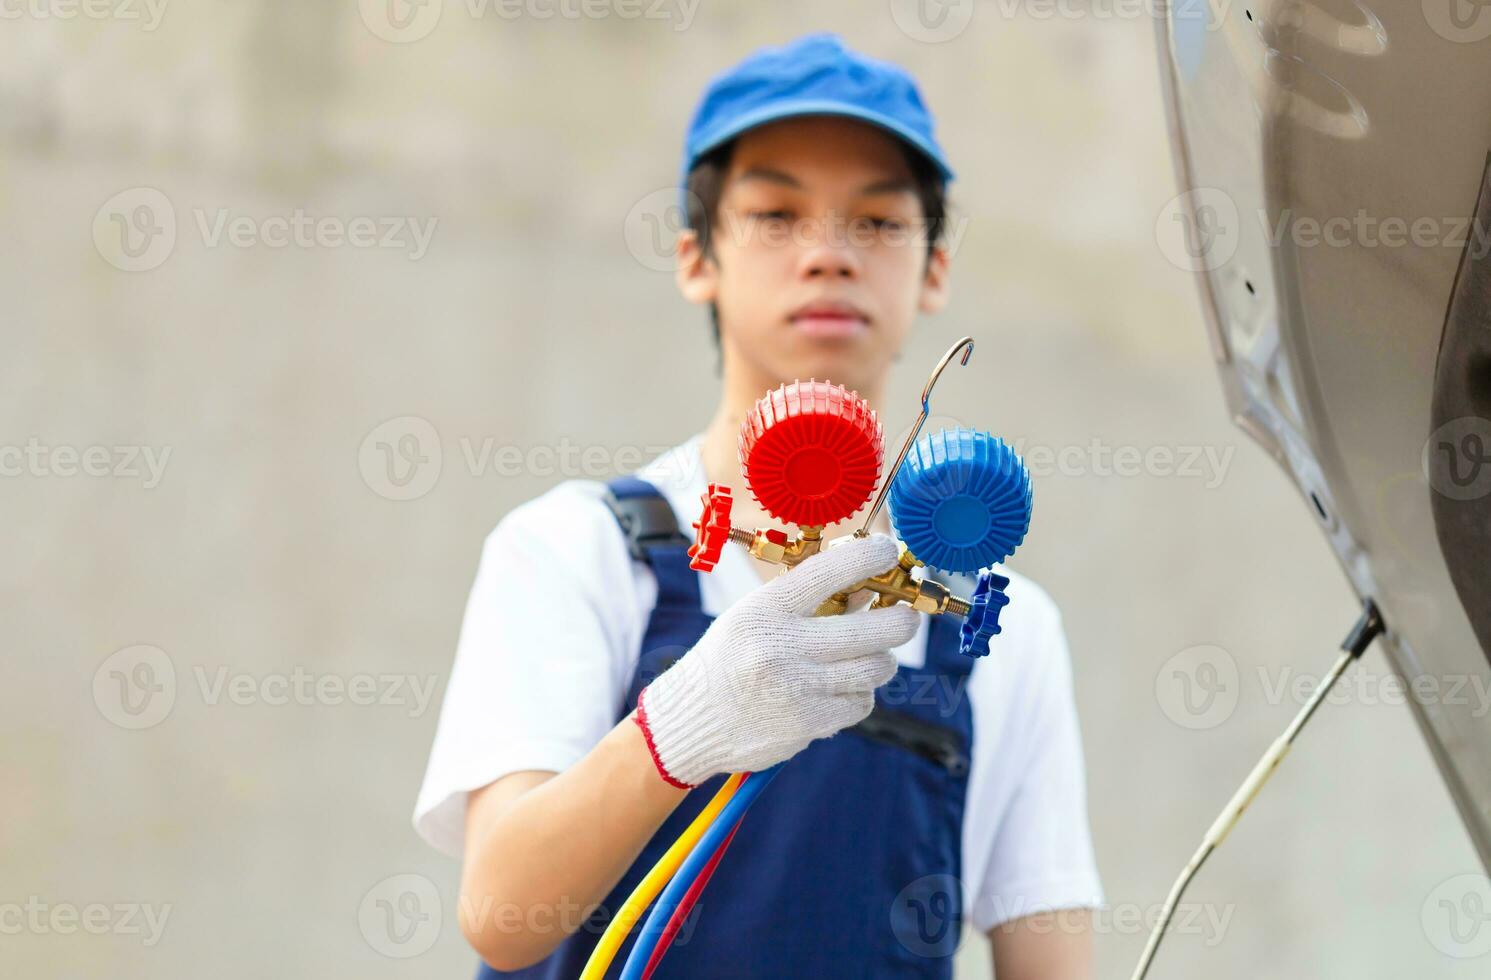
688, 483, 734, 572
737, 379, 884, 528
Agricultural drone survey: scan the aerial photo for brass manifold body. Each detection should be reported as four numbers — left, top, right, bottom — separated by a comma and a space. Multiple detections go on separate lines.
729, 524, 973, 619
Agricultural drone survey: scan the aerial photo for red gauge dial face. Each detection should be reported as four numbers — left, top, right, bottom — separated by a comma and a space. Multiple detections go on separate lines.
737, 380, 883, 528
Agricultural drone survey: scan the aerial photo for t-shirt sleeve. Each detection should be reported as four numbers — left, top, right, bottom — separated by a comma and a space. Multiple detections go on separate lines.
412, 480, 648, 858
970, 592, 1104, 932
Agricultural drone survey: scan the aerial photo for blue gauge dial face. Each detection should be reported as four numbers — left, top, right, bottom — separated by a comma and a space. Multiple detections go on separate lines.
888, 428, 1032, 573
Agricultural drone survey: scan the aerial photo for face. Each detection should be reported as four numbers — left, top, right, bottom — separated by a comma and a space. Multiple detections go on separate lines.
676, 116, 950, 399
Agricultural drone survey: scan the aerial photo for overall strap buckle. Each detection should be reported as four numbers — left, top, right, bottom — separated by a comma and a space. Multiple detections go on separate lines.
603, 476, 693, 564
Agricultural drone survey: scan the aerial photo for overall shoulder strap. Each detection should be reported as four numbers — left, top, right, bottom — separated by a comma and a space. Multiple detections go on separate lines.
602, 475, 703, 615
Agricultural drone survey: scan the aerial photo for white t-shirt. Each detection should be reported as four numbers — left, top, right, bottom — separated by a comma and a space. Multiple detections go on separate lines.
415, 433, 1103, 931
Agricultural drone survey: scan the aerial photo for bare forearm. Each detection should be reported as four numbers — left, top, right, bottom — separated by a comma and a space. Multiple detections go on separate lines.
459, 713, 687, 969
990, 909, 1093, 980
456, 537, 912, 969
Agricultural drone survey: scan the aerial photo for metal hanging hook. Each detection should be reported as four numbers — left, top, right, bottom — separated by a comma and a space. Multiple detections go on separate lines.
855, 336, 975, 538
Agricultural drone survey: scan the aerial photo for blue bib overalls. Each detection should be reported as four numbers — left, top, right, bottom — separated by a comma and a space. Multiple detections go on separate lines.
479, 475, 975, 978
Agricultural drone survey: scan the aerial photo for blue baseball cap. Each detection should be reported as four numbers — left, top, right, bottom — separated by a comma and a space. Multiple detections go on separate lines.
681, 33, 954, 188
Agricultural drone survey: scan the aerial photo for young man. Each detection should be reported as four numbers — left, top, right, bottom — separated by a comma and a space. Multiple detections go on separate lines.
415, 33, 1102, 979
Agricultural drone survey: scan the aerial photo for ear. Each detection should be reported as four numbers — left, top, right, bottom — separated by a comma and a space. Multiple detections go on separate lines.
675, 229, 719, 306
917, 245, 950, 315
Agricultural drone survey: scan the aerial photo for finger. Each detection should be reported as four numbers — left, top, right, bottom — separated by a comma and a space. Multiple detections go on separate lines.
764, 533, 902, 615
796, 604, 920, 663
826, 688, 878, 731
809, 649, 899, 697
804, 688, 876, 738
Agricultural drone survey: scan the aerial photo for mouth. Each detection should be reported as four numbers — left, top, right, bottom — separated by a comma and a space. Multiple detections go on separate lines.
787, 299, 870, 339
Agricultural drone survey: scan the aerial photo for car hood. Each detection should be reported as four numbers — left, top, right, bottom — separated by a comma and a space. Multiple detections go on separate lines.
1156, 0, 1491, 866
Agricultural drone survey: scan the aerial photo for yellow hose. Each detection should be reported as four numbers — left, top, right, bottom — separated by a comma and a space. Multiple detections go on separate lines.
579, 773, 745, 980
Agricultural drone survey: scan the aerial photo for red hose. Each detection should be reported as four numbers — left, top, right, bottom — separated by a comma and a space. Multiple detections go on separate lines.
640, 818, 743, 979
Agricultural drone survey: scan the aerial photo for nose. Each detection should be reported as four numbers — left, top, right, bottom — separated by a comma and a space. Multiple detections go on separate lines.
796, 216, 862, 281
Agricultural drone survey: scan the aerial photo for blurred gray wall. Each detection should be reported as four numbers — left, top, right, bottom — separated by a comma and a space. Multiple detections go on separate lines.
2, 1, 1485, 977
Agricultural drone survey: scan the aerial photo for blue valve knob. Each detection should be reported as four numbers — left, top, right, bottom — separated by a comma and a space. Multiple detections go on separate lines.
959, 570, 1011, 657
887, 427, 1032, 573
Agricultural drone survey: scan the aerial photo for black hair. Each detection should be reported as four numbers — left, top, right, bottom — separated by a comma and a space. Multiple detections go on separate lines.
683, 135, 949, 361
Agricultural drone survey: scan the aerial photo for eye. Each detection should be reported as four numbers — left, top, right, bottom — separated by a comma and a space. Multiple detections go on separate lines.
747, 208, 793, 223
847, 215, 910, 243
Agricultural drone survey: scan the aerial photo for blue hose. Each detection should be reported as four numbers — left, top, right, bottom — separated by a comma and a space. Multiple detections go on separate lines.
619, 762, 785, 979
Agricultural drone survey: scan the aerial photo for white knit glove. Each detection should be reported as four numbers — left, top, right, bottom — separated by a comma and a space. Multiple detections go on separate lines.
633, 533, 918, 788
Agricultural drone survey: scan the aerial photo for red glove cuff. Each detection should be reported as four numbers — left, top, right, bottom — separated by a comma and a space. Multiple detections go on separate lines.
633, 687, 695, 790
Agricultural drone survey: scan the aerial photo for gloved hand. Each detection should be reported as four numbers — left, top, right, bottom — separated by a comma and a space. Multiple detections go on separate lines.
633, 533, 918, 788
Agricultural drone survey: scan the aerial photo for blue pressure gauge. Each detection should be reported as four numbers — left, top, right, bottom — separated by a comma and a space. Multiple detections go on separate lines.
887, 427, 1032, 574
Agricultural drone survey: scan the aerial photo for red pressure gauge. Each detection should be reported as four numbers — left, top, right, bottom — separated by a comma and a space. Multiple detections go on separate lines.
737, 380, 884, 528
